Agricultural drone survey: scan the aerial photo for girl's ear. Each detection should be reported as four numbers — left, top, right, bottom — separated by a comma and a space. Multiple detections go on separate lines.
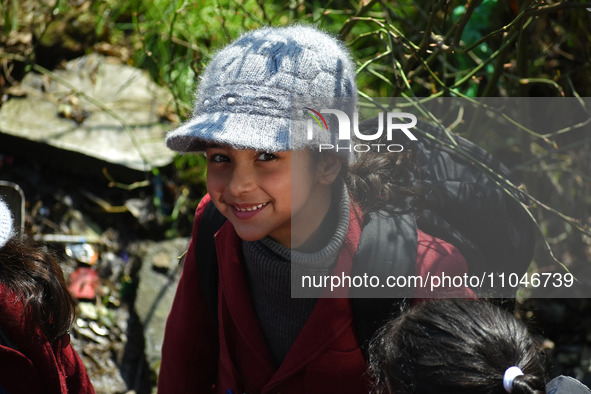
316, 153, 342, 185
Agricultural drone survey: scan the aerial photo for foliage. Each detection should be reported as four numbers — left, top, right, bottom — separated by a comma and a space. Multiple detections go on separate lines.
0, 0, 590, 267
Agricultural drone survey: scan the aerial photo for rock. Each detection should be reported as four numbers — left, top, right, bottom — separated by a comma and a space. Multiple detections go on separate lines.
0, 53, 176, 173
131, 238, 189, 373
152, 253, 173, 271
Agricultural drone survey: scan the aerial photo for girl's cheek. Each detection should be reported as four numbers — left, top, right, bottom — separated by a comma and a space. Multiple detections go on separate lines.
206, 172, 223, 194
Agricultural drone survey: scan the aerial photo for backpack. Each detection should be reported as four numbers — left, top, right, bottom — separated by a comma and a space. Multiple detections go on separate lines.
192, 118, 536, 355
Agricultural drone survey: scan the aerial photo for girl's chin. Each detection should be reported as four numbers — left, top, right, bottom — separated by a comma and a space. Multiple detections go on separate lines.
236, 232, 266, 242
234, 228, 291, 247
231, 226, 268, 242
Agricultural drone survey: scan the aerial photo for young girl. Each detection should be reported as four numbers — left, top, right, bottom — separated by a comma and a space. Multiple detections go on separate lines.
0, 197, 95, 393
159, 25, 471, 393
368, 299, 591, 394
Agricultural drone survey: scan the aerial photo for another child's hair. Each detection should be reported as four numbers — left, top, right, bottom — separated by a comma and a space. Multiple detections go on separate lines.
344, 143, 419, 215
368, 299, 546, 394
342, 116, 421, 215
0, 235, 76, 343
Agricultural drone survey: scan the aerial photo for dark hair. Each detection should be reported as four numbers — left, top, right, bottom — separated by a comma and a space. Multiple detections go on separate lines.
368, 299, 546, 394
0, 236, 75, 343
336, 116, 422, 215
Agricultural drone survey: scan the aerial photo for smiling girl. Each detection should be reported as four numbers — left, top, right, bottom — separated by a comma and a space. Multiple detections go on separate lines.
159, 25, 471, 394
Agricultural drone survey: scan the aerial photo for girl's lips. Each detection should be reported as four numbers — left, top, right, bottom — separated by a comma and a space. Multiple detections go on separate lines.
229, 202, 269, 220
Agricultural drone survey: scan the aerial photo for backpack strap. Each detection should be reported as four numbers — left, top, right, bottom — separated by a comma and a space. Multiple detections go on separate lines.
351, 209, 417, 355
194, 200, 227, 326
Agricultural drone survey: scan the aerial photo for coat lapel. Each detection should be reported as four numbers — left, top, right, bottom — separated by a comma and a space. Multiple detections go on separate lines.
215, 223, 276, 377
265, 297, 352, 390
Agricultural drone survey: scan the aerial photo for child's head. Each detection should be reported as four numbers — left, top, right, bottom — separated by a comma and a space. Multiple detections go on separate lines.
165, 25, 357, 246
0, 196, 75, 343
368, 299, 546, 394
165, 25, 418, 247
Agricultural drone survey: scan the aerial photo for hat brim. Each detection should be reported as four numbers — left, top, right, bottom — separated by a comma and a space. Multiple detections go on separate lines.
165, 111, 291, 153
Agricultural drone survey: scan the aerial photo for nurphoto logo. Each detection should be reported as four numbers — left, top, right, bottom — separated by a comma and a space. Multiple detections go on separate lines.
304, 108, 418, 153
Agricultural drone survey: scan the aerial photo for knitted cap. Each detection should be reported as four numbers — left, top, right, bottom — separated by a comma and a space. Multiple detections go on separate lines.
165, 25, 358, 153
0, 197, 14, 249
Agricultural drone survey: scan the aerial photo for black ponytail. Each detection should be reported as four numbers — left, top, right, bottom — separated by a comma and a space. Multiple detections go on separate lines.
512, 374, 546, 394
342, 116, 422, 215
368, 299, 547, 394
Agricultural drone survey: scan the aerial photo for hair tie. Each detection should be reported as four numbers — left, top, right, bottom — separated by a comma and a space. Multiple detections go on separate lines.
503, 366, 524, 393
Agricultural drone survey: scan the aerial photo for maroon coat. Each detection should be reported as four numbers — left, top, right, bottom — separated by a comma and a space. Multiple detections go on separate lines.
158, 194, 471, 393
0, 286, 95, 394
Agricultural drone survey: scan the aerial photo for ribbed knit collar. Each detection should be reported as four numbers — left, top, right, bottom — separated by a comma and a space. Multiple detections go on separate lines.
254, 181, 349, 269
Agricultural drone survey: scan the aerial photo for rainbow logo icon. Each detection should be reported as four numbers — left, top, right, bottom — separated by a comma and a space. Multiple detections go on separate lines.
304, 107, 328, 132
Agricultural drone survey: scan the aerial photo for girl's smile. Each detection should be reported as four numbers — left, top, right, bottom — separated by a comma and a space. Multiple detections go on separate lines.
229, 202, 270, 219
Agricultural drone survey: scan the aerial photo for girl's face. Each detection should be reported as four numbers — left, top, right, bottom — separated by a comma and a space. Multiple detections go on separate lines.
205, 145, 337, 248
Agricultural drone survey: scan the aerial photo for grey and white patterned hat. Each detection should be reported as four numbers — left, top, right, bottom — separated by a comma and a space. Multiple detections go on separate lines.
0, 197, 14, 249
165, 24, 358, 153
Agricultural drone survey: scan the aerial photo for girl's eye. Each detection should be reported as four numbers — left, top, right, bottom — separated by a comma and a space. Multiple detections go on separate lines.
257, 152, 277, 161
208, 153, 229, 163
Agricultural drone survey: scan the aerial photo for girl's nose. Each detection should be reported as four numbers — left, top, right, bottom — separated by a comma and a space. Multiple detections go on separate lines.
226, 165, 256, 196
